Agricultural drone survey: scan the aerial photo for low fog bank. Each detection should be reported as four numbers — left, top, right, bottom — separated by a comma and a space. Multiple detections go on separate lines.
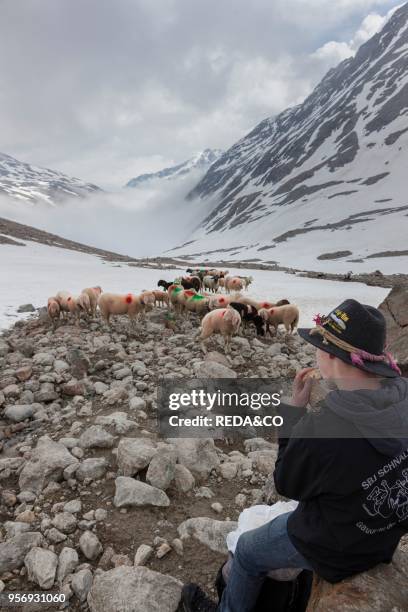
0, 172, 212, 257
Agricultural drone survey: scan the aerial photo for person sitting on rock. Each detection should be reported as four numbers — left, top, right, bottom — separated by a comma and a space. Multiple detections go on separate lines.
181, 299, 408, 612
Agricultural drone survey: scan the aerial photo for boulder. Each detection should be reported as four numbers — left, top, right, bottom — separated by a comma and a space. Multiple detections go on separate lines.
168, 438, 220, 479
71, 568, 93, 602
87, 566, 182, 612
307, 550, 408, 612
193, 360, 237, 379
146, 450, 177, 491
24, 547, 58, 589
173, 464, 195, 492
0, 532, 43, 573
379, 284, 408, 374
79, 531, 103, 560
57, 547, 79, 584
95, 412, 135, 434
79, 425, 115, 449
4, 404, 35, 422
114, 477, 170, 508
18, 436, 78, 494
76, 457, 108, 482
117, 438, 157, 476
177, 517, 237, 554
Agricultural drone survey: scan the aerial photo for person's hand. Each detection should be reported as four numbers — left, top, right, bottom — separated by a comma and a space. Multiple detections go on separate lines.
290, 368, 315, 407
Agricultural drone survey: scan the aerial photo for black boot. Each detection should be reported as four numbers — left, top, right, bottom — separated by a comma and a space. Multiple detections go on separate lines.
181, 583, 218, 612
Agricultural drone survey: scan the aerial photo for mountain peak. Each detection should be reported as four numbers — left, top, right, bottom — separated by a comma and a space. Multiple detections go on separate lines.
0, 153, 102, 206
125, 148, 223, 188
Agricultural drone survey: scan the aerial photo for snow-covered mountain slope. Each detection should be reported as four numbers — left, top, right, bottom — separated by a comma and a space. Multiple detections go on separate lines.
168, 3, 408, 274
0, 153, 102, 206
125, 149, 223, 188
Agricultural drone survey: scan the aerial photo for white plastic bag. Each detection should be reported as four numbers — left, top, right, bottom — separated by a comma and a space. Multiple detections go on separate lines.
226, 500, 299, 554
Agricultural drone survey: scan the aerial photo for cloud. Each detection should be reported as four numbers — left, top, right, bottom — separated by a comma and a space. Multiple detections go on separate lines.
0, 172, 213, 257
0, 0, 402, 188
311, 3, 403, 67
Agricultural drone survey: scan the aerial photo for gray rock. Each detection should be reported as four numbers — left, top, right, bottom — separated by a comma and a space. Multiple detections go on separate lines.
3, 521, 31, 538
114, 477, 170, 508
79, 426, 115, 449
168, 438, 220, 479
129, 396, 147, 411
57, 547, 79, 584
146, 450, 177, 491
134, 544, 153, 567
87, 566, 182, 612
173, 464, 195, 492
94, 381, 108, 395
309, 549, 408, 611
71, 568, 93, 602
18, 303, 35, 313
63, 499, 82, 514
76, 458, 108, 482
24, 547, 58, 589
51, 512, 77, 534
54, 359, 69, 373
19, 436, 78, 494
193, 360, 237, 378
33, 352, 55, 366
0, 532, 43, 573
117, 438, 157, 476
177, 517, 237, 554
67, 348, 90, 378
79, 531, 103, 560
35, 382, 58, 403
95, 412, 135, 434
0, 340, 9, 357
4, 404, 35, 422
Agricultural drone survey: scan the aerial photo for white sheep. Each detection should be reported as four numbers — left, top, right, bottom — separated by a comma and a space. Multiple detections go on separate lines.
199, 306, 241, 353
98, 292, 145, 328
259, 304, 299, 335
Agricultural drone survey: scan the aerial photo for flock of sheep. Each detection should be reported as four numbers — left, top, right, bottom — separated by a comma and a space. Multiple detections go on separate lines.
46, 268, 299, 352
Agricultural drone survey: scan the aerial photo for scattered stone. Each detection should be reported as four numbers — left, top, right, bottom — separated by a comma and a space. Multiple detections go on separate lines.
134, 544, 153, 567
0, 532, 43, 572
24, 547, 58, 589
4, 404, 35, 423
173, 464, 195, 492
19, 435, 78, 494
117, 437, 157, 476
194, 360, 237, 378
71, 568, 93, 602
146, 450, 176, 491
168, 438, 220, 479
156, 542, 171, 559
87, 566, 182, 612
211, 502, 223, 514
79, 425, 115, 449
18, 303, 35, 313
76, 458, 108, 482
177, 517, 237, 554
114, 477, 170, 508
79, 531, 103, 560
57, 547, 79, 584
52, 512, 77, 534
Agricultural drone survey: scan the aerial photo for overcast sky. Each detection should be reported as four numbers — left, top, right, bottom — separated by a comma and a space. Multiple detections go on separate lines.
0, 0, 402, 189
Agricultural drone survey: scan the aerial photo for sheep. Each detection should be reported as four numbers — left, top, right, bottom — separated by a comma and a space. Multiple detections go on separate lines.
82, 286, 102, 316
153, 290, 169, 308
242, 275, 253, 290
98, 292, 145, 328
47, 297, 61, 329
202, 275, 219, 293
208, 294, 236, 310
259, 304, 299, 335
77, 292, 92, 317
229, 302, 265, 337
158, 279, 174, 290
235, 296, 290, 310
199, 306, 242, 353
184, 294, 210, 315
55, 291, 72, 320
225, 276, 244, 293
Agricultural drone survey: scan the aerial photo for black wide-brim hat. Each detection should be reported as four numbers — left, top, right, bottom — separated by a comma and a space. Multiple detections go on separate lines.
298, 299, 401, 378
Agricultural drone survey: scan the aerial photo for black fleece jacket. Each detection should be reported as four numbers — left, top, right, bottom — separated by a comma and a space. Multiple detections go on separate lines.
273, 377, 408, 583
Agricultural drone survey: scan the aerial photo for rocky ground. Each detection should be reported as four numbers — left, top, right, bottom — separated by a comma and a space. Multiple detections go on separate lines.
0, 307, 319, 611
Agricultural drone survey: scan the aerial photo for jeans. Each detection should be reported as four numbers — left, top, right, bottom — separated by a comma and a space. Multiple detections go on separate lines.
218, 511, 312, 612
